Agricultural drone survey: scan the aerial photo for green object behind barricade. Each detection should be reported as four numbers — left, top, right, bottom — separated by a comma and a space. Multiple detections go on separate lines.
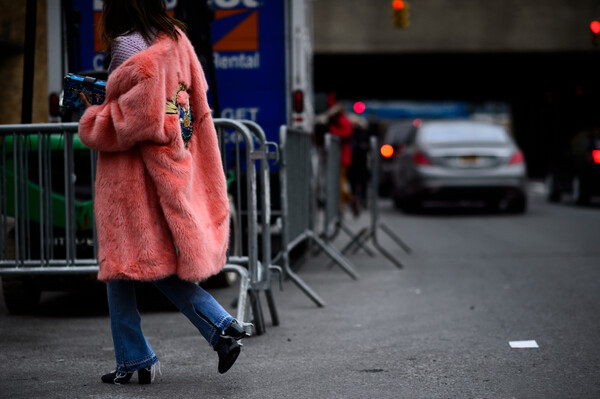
2, 166, 94, 231
2, 134, 89, 152
2, 134, 233, 231
1, 133, 93, 231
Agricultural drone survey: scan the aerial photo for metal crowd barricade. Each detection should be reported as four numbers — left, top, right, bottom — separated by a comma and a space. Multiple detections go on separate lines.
339, 136, 412, 267
274, 127, 358, 309
214, 118, 281, 335
321, 134, 374, 256
0, 122, 98, 275
0, 121, 263, 332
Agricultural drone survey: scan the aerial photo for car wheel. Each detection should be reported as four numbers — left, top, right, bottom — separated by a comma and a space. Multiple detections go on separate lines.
506, 195, 527, 214
572, 176, 590, 205
394, 195, 420, 213
393, 194, 403, 210
546, 174, 561, 203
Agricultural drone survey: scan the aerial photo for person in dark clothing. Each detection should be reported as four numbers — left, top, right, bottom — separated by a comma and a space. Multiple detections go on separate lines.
348, 115, 372, 210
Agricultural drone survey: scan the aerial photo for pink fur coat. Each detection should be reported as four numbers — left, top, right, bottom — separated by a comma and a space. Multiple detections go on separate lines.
78, 31, 229, 282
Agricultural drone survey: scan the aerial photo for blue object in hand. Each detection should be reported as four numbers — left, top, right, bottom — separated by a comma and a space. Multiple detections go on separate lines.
62, 73, 107, 111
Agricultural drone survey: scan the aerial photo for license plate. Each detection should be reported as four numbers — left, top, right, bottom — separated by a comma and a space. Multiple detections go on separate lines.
459, 156, 480, 166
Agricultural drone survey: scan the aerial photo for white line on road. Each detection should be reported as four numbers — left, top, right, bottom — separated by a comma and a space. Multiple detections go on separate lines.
509, 340, 539, 348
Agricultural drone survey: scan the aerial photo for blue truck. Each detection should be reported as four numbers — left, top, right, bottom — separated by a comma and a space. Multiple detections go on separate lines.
46, 0, 314, 140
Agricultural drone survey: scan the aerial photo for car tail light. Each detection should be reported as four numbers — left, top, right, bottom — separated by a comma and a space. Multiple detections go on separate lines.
292, 90, 304, 113
593, 150, 600, 163
509, 150, 524, 165
381, 144, 394, 158
413, 151, 432, 165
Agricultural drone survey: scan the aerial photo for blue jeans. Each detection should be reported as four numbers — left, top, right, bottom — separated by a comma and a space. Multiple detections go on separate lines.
107, 275, 234, 373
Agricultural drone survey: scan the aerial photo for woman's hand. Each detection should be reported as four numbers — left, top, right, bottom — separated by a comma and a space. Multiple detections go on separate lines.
79, 92, 92, 109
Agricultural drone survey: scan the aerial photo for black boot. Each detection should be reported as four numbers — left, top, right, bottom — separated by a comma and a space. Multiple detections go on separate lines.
222, 319, 251, 340
101, 371, 133, 384
215, 336, 241, 374
101, 364, 157, 385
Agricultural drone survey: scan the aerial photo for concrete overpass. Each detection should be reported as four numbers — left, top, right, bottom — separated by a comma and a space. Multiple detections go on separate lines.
314, 0, 599, 53
312, 0, 600, 176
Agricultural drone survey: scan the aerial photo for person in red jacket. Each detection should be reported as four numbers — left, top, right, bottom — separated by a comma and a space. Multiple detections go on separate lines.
326, 93, 359, 216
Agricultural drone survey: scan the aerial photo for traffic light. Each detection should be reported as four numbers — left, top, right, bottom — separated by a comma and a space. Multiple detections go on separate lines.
392, 0, 410, 29
591, 20, 600, 46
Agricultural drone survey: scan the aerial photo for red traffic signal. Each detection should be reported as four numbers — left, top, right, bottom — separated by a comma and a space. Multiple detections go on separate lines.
393, 0, 405, 10
591, 20, 600, 46
392, 0, 410, 29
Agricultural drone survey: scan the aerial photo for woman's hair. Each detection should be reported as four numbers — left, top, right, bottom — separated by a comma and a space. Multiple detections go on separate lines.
99, 0, 186, 51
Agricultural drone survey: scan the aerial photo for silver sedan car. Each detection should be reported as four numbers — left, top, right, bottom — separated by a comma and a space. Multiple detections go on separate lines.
391, 120, 527, 213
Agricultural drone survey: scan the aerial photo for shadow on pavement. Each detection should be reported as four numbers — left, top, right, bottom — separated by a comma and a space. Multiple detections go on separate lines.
0, 280, 185, 318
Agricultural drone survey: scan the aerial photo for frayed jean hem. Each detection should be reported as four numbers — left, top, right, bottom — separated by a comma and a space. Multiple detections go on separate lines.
209, 315, 234, 348
116, 353, 158, 374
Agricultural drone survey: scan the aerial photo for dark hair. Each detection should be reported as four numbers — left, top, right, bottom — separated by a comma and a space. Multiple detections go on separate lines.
99, 0, 186, 51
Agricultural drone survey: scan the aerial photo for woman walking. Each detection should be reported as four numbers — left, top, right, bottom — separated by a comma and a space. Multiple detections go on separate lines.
78, 0, 248, 384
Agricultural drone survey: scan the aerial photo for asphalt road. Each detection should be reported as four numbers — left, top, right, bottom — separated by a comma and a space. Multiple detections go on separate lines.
1, 186, 599, 398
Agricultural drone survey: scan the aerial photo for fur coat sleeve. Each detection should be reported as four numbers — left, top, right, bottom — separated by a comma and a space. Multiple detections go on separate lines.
78, 31, 229, 283
78, 56, 171, 151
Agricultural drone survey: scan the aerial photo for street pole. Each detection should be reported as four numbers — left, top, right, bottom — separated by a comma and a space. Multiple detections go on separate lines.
21, 0, 37, 124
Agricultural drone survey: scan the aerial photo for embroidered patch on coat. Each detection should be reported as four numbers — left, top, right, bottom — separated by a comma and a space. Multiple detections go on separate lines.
166, 83, 193, 148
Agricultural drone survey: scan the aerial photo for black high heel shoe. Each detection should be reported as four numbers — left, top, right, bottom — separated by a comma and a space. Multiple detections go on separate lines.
215, 336, 241, 374
101, 370, 133, 384
214, 319, 251, 374
101, 363, 157, 384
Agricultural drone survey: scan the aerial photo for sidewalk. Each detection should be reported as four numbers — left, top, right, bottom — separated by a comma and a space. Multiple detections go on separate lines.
0, 214, 417, 399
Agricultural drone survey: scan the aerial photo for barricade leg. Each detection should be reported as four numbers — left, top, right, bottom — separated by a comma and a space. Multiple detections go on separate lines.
368, 228, 405, 268
222, 264, 250, 327
285, 267, 326, 307
379, 222, 412, 254
339, 225, 375, 256
340, 227, 371, 255
308, 231, 359, 280
274, 234, 326, 307
249, 289, 266, 335
264, 288, 280, 326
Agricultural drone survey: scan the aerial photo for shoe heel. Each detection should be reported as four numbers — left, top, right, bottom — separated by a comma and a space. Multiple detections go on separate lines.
138, 367, 151, 384
138, 362, 160, 384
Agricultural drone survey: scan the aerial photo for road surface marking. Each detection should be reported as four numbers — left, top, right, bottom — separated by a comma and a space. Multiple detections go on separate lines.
509, 340, 539, 348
